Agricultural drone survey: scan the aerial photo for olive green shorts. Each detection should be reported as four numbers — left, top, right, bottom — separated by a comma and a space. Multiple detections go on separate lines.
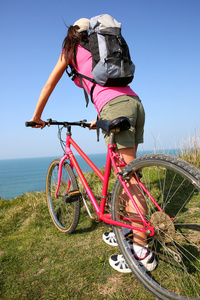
99, 95, 145, 149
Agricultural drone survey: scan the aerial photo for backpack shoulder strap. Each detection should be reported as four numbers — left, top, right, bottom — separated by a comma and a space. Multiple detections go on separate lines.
66, 65, 96, 107
80, 40, 90, 52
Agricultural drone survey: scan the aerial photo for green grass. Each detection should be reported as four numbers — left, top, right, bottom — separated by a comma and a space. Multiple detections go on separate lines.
1, 134, 199, 300
0, 191, 155, 300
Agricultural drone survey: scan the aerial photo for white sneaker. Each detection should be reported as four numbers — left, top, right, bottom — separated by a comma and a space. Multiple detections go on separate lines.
103, 231, 118, 247
109, 251, 157, 273
109, 254, 132, 273
135, 250, 157, 272
103, 230, 132, 247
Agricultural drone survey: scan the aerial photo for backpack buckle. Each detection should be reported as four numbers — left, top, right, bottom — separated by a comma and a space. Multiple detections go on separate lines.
66, 65, 77, 81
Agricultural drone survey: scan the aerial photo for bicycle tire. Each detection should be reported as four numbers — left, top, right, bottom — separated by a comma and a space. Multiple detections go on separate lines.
111, 153, 200, 300
46, 158, 81, 234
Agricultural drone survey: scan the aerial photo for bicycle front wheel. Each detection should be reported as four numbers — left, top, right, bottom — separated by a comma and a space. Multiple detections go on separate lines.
111, 154, 200, 300
46, 158, 81, 234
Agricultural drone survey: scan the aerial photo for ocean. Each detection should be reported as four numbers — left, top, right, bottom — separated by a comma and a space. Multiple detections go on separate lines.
0, 150, 178, 200
0, 154, 107, 200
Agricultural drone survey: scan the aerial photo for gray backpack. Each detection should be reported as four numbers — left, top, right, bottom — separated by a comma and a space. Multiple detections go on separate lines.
67, 14, 135, 106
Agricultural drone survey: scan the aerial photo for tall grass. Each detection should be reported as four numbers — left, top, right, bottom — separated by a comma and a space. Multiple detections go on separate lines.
178, 130, 200, 168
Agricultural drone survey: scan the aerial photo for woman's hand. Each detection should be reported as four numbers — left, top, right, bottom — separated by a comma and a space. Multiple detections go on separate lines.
89, 119, 97, 130
30, 117, 46, 129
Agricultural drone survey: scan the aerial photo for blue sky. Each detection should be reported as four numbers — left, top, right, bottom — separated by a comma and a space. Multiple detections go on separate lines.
0, 0, 199, 159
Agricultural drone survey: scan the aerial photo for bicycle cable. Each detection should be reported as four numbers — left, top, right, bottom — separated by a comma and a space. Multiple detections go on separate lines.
57, 125, 66, 152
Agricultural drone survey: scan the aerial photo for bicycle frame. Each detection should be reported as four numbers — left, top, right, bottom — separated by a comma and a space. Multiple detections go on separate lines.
55, 128, 160, 236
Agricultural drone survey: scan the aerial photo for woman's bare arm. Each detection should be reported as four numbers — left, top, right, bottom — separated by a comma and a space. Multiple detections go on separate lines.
31, 54, 68, 128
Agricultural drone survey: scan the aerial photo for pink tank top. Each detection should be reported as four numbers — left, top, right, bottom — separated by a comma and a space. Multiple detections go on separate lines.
72, 45, 138, 114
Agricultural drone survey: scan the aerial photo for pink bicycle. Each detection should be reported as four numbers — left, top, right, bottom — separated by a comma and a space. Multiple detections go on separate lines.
26, 117, 200, 300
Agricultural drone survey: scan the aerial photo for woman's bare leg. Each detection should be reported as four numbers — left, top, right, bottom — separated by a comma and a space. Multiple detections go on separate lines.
117, 146, 147, 247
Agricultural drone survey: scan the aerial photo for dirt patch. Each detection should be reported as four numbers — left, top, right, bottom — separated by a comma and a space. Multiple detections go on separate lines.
98, 274, 123, 296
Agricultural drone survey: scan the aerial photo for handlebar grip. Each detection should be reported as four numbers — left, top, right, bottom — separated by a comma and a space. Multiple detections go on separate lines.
83, 123, 90, 128
25, 121, 43, 127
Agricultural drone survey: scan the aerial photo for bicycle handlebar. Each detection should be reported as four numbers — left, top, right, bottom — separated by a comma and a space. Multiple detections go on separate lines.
25, 119, 90, 128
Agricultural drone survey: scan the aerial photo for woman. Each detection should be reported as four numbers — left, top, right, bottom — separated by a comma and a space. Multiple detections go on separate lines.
30, 18, 157, 273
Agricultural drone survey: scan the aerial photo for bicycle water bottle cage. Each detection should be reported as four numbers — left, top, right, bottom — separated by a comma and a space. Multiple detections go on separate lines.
96, 117, 131, 134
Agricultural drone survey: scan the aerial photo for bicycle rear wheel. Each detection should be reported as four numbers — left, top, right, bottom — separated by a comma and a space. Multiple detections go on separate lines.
111, 154, 200, 299
46, 158, 81, 234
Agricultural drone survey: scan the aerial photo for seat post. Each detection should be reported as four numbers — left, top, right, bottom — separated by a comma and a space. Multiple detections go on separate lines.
109, 132, 115, 146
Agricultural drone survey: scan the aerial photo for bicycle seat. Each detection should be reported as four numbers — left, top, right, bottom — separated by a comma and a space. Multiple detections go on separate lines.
96, 117, 131, 133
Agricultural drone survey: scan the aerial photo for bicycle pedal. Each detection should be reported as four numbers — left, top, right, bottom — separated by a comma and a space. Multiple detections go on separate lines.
64, 190, 81, 203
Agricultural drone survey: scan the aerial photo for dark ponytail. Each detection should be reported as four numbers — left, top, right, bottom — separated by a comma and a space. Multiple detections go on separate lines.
62, 25, 87, 67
